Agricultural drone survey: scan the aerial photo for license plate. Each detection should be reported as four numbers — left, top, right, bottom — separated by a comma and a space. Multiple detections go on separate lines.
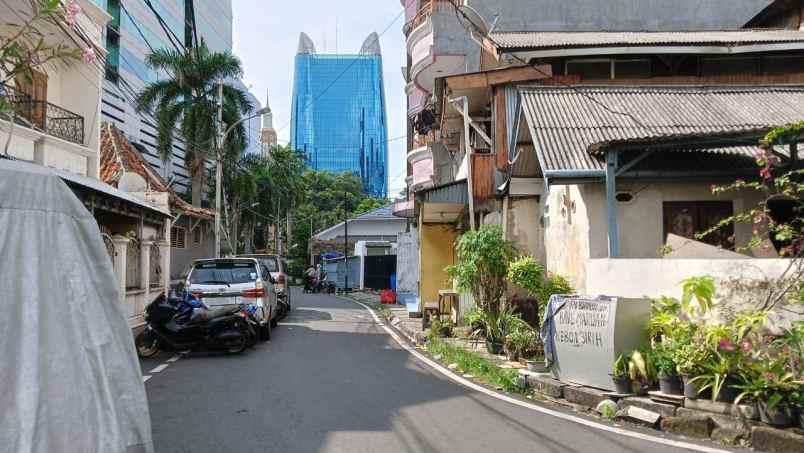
204, 296, 240, 306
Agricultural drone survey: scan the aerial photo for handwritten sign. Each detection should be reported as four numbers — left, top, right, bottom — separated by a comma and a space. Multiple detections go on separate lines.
548, 296, 649, 391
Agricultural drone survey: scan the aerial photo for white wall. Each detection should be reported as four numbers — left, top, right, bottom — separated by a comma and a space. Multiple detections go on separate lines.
544, 180, 775, 290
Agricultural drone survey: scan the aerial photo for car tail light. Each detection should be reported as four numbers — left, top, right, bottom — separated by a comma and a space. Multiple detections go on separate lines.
241, 287, 266, 298
277, 274, 286, 284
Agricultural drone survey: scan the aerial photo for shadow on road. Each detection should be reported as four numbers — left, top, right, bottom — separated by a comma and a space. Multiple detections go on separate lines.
145, 291, 699, 453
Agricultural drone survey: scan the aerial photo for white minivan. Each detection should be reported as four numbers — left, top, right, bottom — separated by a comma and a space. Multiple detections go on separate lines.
186, 258, 278, 340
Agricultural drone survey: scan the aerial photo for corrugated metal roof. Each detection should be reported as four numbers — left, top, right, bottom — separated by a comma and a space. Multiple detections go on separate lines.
354, 204, 395, 221
491, 29, 804, 50
520, 85, 804, 172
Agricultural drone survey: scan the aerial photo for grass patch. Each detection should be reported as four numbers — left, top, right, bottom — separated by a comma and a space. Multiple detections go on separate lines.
426, 338, 523, 394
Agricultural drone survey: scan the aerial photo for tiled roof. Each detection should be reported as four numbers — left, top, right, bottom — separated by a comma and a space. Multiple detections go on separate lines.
100, 123, 214, 219
490, 29, 804, 51
519, 85, 804, 172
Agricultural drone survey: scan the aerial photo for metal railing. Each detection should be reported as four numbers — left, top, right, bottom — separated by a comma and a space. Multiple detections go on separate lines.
0, 83, 84, 145
404, 0, 462, 37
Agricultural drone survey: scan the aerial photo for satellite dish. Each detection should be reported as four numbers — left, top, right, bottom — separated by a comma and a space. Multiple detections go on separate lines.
118, 172, 148, 192
458, 5, 489, 36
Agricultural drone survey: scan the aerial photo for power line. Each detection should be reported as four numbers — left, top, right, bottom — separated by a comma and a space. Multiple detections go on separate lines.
140, 0, 185, 51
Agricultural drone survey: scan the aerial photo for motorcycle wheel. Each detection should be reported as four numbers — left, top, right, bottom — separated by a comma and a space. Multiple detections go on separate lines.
135, 329, 159, 358
226, 336, 247, 354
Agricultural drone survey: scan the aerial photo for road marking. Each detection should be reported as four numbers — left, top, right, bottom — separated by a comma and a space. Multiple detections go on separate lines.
166, 355, 181, 363
149, 364, 169, 374
343, 297, 730, 453
142, 375, 152, 383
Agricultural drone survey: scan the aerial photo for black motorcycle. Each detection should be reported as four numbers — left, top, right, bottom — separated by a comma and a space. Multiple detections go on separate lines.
135, 294, 252, 357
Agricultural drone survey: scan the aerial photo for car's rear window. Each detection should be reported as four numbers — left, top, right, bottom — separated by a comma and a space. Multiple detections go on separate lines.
242, 256, 279, 272
189, 262, 257, 284
258, 257, 279, 272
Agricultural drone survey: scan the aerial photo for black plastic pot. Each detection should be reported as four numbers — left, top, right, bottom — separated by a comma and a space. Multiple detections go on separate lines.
714, 380, 739, 403
681, 374, 699, 399
799, 406, 804, 430
758, 401, 794, 428
612, 376, 632, 395
658, 373, 683, 395
485, 339, 504, 355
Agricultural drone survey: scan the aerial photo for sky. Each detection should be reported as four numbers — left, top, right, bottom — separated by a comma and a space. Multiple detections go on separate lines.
232, 0, 408, 198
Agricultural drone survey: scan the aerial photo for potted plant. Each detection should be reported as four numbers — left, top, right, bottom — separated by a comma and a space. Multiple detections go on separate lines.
653, 342, 682, 395
734, 357, 800, 428
794, 390, 804, 429
505, 325, 536, 362
628, 350, 654, 395
427, 315, 452, 340
674, 342, 709, 399
611, 353, 632, 394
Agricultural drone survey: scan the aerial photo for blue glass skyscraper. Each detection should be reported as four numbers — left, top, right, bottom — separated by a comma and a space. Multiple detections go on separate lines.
291, 32, 389, 198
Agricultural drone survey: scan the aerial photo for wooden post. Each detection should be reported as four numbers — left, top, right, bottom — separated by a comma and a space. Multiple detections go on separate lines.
605, 151, 619, 258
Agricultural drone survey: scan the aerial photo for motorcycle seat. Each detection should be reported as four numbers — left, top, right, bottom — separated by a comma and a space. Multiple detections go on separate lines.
190, 306, 240, 324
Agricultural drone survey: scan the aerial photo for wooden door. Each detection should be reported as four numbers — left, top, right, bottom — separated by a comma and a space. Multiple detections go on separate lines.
15, 69, 48, 128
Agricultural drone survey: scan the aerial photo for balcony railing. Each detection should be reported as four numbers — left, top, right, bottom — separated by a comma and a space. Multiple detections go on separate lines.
404, 0, 462, 37
0, 83, 85, 145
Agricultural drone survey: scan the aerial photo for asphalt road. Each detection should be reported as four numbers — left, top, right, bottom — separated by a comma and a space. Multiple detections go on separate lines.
143, 289, 735, 453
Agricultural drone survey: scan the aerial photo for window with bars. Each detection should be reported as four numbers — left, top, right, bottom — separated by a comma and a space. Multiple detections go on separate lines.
171, 226, 186, 249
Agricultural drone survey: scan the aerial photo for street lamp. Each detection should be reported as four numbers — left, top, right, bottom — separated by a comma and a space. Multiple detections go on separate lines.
214, 86, 270, 258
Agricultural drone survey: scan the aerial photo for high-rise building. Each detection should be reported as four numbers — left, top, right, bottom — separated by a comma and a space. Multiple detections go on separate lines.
99, 0, 261, 197
260, 90, 278, 156
290, 32, 388, 198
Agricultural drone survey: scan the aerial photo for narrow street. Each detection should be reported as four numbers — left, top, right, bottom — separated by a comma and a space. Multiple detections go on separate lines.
143, 289, 723, 453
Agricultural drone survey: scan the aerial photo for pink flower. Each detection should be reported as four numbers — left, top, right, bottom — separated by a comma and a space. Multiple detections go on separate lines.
82, 47, 96, 64
752, 149, 766, 159
64, 1, 82, 26
740, 340, 752, 353
759, 166, 773, 180
718, 339, 736, 352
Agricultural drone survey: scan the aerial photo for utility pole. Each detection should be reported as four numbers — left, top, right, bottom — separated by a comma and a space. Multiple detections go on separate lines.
343, 191, 349, 292
309, 217, 314, 266
214, 81, 224, 257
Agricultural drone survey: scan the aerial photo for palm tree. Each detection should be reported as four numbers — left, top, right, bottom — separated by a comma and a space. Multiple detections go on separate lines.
135, 39, 252, 206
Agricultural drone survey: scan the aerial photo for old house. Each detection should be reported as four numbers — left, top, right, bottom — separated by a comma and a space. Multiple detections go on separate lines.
0, 1, 177, 327
400, 0, 804, 314
99, 123, 215, 285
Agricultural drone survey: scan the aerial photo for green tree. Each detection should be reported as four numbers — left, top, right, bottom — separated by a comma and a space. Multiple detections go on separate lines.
135, 39, 252, 206
353, 197, 389, 216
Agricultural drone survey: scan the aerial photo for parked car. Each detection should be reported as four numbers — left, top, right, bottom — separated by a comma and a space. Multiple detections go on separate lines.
186, 258, 278, 340
239, 254, 291, 317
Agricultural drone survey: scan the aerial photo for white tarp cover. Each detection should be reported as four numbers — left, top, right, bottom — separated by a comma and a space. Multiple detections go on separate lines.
0, 159, 153, 453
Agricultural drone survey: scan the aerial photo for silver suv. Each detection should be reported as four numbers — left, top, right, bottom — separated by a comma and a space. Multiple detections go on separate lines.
240, 254, 290, 317
186, 258, 278, 340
